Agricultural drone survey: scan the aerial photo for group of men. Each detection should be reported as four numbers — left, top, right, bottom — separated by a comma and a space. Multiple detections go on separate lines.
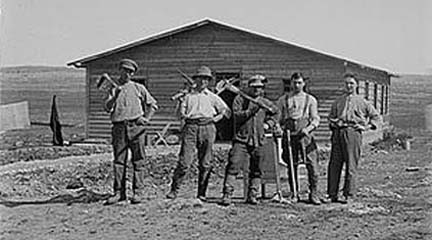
103, 59, 380, 206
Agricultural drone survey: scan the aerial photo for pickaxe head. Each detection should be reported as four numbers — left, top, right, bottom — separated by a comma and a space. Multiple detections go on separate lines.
215, 78, 241, 95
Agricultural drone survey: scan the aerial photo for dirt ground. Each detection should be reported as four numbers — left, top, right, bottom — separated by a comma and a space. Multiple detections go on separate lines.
0, 130, 431, 240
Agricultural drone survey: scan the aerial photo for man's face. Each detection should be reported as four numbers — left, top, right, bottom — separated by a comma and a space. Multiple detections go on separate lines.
195, 77, 209, 91
291, 77, 305, 93
119, 67, 134, 83
250, 86, 264, 97
344, 77, 357, 94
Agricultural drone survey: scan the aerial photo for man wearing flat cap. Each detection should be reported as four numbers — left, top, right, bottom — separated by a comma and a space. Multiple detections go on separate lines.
221, 75, 279, 206
277, 72, 321, 205
167, 66, 231, 201
104, 59, 158, 205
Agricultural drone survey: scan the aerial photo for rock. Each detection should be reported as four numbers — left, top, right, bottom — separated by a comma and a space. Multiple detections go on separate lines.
406, 167, 420, 172
14, 141, 24, 147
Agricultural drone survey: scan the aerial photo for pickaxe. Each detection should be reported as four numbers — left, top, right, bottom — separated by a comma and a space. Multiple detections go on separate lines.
215, 78, 276, 113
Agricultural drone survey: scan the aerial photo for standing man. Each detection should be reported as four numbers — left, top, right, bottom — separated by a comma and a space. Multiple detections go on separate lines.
327, 73, 380, 204
166, 66, 230, 201
104, 59, 158, 205
277, 72, 321, 205
221, 75, 279, 206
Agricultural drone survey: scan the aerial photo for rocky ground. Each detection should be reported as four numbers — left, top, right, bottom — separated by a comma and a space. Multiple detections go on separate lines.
0, 127, 431, 240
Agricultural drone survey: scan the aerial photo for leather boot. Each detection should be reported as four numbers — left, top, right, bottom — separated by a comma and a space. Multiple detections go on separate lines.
105, 191, 126, 205
246, 178, 260, 205
221, 174, 236, 206
166, 179, 179, 199
197, 168, 212, 201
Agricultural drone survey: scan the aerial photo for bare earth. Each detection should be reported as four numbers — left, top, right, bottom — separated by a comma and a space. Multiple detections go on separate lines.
0, 133, 431, 240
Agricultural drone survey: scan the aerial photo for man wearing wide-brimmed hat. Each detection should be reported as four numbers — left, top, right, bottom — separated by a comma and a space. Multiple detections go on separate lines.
104, 59, 158, 205
166, 66, 231, 201
221, 74, 279, 206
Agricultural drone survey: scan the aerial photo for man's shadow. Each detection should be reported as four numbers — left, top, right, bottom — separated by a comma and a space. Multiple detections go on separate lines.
0, 189, 111, 208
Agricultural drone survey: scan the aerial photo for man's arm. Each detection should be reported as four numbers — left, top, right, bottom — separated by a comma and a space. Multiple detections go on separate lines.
104, 87, 121, 113
365, 101, 380, 130
232, 95, 259, 123
212, 93, 231, 123
304, 97, 320, 133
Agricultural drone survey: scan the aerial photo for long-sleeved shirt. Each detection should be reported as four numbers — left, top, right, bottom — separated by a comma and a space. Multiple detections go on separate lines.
179, 88, 229, 120
232, 95, 280, 147
277, 92, 320, 132
328, 93, 380, 130
104, 81, 158, 123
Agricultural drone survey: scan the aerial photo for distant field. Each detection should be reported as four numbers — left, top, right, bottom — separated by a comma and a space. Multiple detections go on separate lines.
1, 67, 431, 133
0, 66, 85, 125
389, 74, 432, 133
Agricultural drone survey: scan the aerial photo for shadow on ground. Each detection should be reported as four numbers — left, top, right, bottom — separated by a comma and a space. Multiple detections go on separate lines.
0, 189, 110, 207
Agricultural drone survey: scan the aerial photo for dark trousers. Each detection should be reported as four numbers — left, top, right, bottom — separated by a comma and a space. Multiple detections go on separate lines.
282, 133, 319, 194
223, 142, 265, 194
112, 121, 146, 194
327, 128, 362, 197
171, 123, 216, 195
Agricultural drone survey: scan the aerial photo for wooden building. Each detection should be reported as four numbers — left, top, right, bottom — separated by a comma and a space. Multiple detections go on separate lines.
68, 19, 391, 142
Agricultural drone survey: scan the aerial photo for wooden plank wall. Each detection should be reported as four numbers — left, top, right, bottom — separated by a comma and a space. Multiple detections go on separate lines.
84, 23, 387, 141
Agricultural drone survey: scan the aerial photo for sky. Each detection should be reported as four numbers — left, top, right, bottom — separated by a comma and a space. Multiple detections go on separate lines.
0, 0, 431, 74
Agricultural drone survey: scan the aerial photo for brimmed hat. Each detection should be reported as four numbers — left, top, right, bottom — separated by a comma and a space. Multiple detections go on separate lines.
192, 66, 213, 79
119, 59, 138, 73
248, 74, 266, 87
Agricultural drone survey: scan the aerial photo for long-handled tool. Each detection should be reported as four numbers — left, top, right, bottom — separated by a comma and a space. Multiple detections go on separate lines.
285, 129, 299, 201
97, 73, 119, 92
215, 79, 276, 113
270, 134, 291, 204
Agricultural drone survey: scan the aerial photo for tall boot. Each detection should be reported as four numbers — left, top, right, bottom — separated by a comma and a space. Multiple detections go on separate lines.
221, 174, 236, 206
166, 168, 183, 199
197, 168, 212, 201
246, 178, 260, 205
307, 164, 321, 205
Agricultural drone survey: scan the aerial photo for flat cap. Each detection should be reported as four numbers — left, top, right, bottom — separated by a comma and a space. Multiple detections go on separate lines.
119, 59, 138, 73
248, 74, 266, 87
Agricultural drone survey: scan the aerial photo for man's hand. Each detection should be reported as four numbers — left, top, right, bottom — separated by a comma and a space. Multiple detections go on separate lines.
263, 123, 270, 131
136, 116, 150, 125
353, 124, 366, 131
300, 128, 310, 137
113, 86, 122, 98
212, 114, 223, 123
248, 102, 261, 114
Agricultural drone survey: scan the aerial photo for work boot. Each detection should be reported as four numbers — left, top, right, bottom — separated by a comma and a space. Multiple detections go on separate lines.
166, 181, 179, 199
309, 192, 321, 205
105, 191, 126, 205
130, 190, 146, 204
220, 192, 233, 206
246, 178, 260, 205
197, 169, 212, 201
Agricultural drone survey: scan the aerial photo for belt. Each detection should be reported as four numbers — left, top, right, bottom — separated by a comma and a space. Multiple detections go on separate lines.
113, 118, 139, 125
185, 118, 213, 125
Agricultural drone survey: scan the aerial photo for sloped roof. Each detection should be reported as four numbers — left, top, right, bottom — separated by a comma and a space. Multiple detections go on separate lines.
67, 18, 390, 74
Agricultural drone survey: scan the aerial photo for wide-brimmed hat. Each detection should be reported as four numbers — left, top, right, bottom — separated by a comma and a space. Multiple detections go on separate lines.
119, 59, 138, 73
192, 66, 213, 79
248, 74, 266, 87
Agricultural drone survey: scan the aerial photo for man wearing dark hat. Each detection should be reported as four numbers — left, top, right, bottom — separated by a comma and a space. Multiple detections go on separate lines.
277, 72, 321, 205
327, 73, 380, 204
104, 59, 158, 205
166, 66, 230, 201
221, 75, 279, 206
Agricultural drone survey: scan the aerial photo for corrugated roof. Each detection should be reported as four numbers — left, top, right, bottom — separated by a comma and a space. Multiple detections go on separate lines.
67, 18, 391, 74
